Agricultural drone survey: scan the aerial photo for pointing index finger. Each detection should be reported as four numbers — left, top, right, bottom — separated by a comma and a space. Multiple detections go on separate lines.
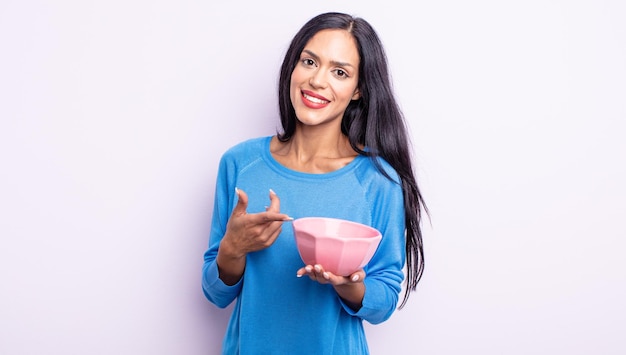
250, 211, 293, 224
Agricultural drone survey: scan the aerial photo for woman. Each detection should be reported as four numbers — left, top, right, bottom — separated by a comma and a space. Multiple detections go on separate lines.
202, 12, 427, 354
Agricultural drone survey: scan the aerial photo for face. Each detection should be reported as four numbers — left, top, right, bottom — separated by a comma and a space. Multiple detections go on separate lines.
290, 29, 361, 129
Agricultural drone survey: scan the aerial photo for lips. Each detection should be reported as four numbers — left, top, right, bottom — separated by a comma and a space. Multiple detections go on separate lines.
301, 90, 330, 109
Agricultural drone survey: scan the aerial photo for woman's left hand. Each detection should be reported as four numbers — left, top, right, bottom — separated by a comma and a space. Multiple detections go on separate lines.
296, 264, 365, 285
297, 264, 366, 311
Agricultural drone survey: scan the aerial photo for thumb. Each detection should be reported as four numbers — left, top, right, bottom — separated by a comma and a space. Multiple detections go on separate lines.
232, 188, 248, 216
266, 188, 281, 213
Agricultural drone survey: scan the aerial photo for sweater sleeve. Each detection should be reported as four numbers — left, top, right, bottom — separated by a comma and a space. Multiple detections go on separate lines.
201, 150, 243, 308
341, 160, 406, 324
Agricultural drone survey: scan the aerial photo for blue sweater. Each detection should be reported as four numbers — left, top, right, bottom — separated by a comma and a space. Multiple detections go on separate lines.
202, 136, 406, 354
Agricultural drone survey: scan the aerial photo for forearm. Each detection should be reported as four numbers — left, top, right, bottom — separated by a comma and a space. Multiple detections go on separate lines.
216, 238, 247, 286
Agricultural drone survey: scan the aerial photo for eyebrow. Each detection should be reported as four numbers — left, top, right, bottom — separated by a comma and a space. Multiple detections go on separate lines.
302, 49, 355, 68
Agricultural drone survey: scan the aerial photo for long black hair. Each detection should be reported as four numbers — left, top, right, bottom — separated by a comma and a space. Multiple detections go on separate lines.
277, 12, 427, 308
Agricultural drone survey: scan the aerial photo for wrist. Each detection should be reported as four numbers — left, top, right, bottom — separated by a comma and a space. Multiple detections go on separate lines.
216, 238, 247, 286
334, 282, 365, 311
219, 236, 246, 260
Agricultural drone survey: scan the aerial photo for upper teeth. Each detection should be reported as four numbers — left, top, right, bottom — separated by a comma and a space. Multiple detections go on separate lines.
304, 93, 328, 104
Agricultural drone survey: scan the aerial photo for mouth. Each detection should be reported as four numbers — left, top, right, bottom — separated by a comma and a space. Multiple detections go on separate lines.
301, 90, 330, 108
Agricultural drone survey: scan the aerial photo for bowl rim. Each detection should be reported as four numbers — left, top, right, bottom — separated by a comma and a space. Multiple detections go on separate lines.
292, 217, 382, 240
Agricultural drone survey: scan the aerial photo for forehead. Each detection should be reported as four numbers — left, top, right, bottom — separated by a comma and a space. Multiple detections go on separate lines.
303, 29, 360, 65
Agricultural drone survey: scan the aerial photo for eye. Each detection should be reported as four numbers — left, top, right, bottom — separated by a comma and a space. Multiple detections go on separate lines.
333, 68, 349, 79
301, 58, 316, 67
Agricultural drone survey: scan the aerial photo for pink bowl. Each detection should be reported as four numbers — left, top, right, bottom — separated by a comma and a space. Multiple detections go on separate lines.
292, 217, 382, 276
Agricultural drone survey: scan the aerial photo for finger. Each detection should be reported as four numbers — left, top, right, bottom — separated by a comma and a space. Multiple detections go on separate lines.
314, 264, 323, 274
232, 188, 248, 216
313, 264, 331, 281
267, 188, 281, 213
261, 221, 284, 246
349, 270, 366, 283
296, 267, 308, 278
245, 212, 292, 225
304, 265, 319, 281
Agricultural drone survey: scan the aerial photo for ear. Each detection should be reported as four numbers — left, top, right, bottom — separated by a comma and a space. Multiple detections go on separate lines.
351, 88, 360, 100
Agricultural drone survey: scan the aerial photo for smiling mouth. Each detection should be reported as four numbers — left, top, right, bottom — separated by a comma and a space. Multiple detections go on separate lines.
303, 92, 329, 104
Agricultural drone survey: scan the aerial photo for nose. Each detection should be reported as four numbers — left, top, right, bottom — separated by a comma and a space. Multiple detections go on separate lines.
309, 68, 327, 89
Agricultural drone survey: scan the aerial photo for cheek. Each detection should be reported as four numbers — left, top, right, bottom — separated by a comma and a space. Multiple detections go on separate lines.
290, 68, 304, 87
289, 78, 298, 103
339, 84, 358, 101
289, 71, 303, 101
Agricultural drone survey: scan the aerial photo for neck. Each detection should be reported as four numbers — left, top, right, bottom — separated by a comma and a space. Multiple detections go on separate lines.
291, 128, 351, 158
271, 126, 358, 173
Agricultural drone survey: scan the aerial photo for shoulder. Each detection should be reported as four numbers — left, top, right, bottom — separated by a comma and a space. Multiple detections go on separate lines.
219, 136, 270, 164
355, 155, 402, 187
222, 136, 270, 158
217, 136, 270, 173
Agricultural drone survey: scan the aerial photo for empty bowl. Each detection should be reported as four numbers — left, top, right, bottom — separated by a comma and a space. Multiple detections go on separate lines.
292, 217, 382, 276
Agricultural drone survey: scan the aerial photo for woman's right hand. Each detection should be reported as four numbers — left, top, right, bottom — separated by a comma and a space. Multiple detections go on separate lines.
216, 188, 291, 285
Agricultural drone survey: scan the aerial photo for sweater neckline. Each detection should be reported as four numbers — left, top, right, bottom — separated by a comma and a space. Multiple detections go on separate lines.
261, 136, 365, 180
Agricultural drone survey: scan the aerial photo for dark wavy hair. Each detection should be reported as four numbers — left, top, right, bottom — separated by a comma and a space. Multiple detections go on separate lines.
277, 12, 428, 308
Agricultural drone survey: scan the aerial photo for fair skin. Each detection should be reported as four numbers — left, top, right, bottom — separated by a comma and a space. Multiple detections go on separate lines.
217, 29, 366, 311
